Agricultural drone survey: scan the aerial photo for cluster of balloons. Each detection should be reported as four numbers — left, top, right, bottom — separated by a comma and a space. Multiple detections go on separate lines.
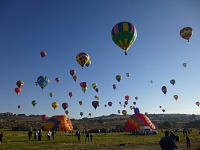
80, 82, 88, 93
70, 70, 78, 82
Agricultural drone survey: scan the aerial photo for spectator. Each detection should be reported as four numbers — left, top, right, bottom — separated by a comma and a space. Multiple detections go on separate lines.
159, 130, 176, 150
52, 130, 55, 140
34, 129, 38, 140
85, 130, 90, 142
28, 129, 33, 140
186, 135, 191, 149
90, 132, 93, 142
76, 129, 81, 142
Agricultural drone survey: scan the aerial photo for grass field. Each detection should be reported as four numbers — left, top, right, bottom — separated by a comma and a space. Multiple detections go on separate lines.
0, 129, 199, 150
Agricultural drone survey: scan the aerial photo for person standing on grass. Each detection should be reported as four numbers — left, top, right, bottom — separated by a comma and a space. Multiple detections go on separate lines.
90, 132, 93, 142
186, 135, 191, 149
28, 129, 33, 140
159, 130, 176, 150
52, 130, 55, 140
76, 129, 81, 142
85, 130, 90, 142
38, 129, 42, 141
0, 132, 3, 144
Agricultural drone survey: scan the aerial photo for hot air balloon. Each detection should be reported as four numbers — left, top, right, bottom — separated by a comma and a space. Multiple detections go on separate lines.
49, 92, 54, 98
85, 60, 91, 67
111, 21, 137, 55
37, 76, 50, 90
122, 110, 127, 116
55, 77, 60, 83
183, 63, 187, 68
40, 51, 47, 58
161, 86, 167, 95
76, 52, 90, 69
16, 80, 24, 88
82, 87, 87, 93
73, 75, 78, 82
108, 102, 113, 106
112, 84, 117, 90
32, 100, 37, 107
80, 112, 83, 117
95, 95, 100, 100
126, 73, 130, 77
62, 103, 69, 110
79, 101, 82, 105
119, 101, 122, 105
196, 101, 200, 107
15, 87, 21, 95
180, 27, 193, 42
18, 105, 20, 109
125, 95, 130, 101
118, 110, 120, 114
80, 82, 88, 88
174, 95, 178, 101
135, 96, 138, 100
92, 83, 99, 92
133, 101, 136, 105
92, 101, 99, 109
70, 70, 76, 76
42, 115, 47, 121
65, 110, 69, 115
124, 101, 128, 105
104, 104, 107, 107
170, 79, 175, 86
159, 106, 162, 109
162, 109, 165, 113
150, 80, 153, 83
52, 102, 59, 110
116, 75, 122, 82
88, 113, 91, 117
68, 92, 73, 98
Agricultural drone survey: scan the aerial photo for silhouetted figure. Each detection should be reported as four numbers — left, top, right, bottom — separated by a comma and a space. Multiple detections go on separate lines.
85, 130, 90, 142
159, 131, 176, 150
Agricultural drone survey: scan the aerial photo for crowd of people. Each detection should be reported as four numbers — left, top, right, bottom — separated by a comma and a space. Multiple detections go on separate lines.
76, 129, 93, 142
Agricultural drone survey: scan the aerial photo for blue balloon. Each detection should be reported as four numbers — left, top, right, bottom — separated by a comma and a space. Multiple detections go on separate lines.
134, 107, 140, 114
37, 76, 50, 90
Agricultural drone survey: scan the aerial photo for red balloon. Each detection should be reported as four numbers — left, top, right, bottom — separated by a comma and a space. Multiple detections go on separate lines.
125, 95, 130, 101
40, 51, 47, 58
68, 92, 73, 98
15, 87, 21, 95
70, 70, 76, 76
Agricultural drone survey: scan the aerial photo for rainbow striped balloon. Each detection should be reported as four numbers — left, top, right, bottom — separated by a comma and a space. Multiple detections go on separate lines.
111, 21, 137, 55
180, 27, 193, 42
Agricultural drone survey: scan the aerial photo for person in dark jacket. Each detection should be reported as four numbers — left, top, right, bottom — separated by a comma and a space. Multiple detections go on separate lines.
159, 131, 176, 150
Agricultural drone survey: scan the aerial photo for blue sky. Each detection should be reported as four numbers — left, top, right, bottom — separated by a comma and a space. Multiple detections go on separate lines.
0, 0, 199, 119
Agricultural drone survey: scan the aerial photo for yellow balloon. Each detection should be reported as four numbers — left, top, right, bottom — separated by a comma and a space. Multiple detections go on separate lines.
52, 102, 59, 110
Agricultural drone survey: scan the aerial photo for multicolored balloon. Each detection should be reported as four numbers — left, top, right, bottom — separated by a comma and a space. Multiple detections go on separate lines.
116, 75, 122, 82
16, 80, 24, 88
126, 73, 130, 77
180, 27, 193, 42
122, 110, 127, 116
76, 52, 90, 69
108, 102, 113, 106
111, 21, 137, 55
55, 77, 60, 83
73, 75, 78, 82
85, 60, 91, 67
40, 51, 47, 58
37, 76, 50, 90
174, 95, 178, 101
70, 70, 76, 76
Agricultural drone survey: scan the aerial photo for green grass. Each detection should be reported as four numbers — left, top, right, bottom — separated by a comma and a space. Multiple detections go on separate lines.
0, 129, 199, 150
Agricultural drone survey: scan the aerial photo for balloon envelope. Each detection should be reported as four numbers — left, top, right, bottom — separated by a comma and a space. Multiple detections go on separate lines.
40, 51, 47, 58
116, 75, 122, 82
62, 103, 69, 110
111, 21, 137, 55
76, 52, 90, 68
161, 86, 167, 95
37, 76, 50, 90
170, 79, 175, 86
32, 100, 37, 107
92, 101, 99, 109
52, 102, 59, 110
180, 27, 193, 42
16, 80, 24, 88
